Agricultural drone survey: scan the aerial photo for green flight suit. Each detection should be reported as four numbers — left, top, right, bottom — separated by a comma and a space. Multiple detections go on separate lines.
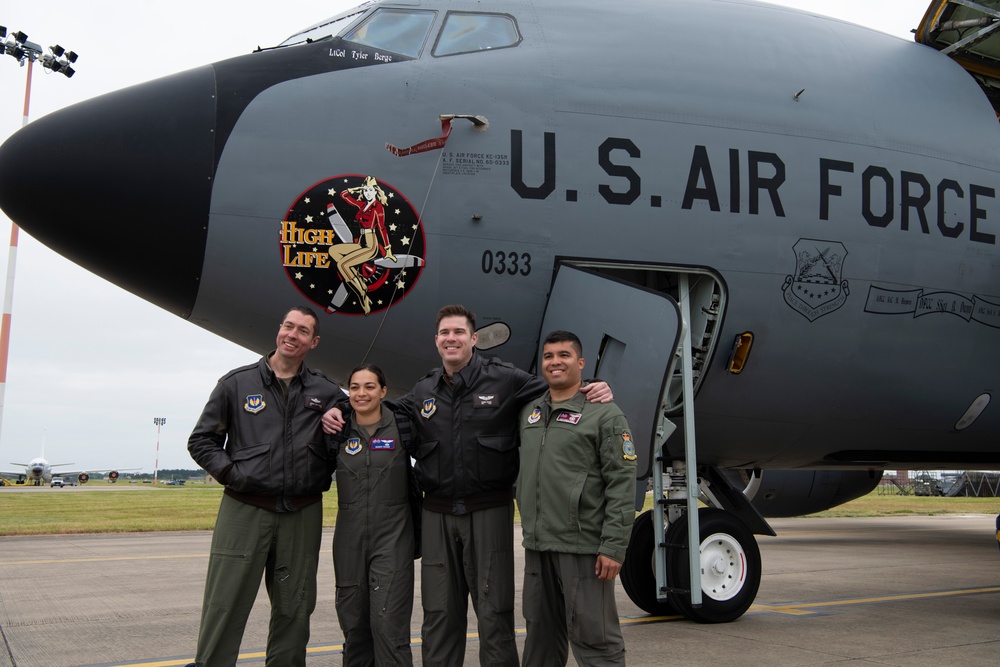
517, 391, 636, 666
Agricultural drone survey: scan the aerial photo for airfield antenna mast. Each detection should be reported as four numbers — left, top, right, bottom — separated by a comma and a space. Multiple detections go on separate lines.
0, 25, 77, 447
153, 417, 166, 485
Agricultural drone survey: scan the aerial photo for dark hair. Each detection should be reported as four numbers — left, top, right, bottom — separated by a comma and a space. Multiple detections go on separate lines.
436, 304, 476, 331
543, 330, 583, 357
348, 363, 386, 388
286, 305, 321, 337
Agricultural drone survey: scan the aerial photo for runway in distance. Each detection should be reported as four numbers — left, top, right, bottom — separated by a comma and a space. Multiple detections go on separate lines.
0, 453, 134, 485
0, 0, 998, 623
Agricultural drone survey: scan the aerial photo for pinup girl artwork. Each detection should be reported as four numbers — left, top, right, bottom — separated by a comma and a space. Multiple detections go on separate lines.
328, 176, 396, 315
280, 173, 424, 316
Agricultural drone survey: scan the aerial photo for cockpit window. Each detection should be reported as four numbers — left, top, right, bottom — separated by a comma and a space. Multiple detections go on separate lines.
433, 12, 521, 57
344, 9, 437, 58
279, 4, 373, 47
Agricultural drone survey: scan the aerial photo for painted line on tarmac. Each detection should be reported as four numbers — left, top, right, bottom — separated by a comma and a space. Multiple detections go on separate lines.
80, 586, 1000, 666
0, 554, 207, 566
96, 617, 686, 666
750, 585, 1000, 615
0, 548, 335, 567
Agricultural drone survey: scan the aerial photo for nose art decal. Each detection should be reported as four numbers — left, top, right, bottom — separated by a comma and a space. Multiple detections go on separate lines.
280, 174, 426, 316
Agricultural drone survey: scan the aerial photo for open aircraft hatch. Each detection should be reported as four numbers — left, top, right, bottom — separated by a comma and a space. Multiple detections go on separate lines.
918, 0, 1000, 114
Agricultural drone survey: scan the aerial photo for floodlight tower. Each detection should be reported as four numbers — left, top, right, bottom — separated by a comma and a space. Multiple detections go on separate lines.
153, 417, 166, 485
0, 26, 78, 445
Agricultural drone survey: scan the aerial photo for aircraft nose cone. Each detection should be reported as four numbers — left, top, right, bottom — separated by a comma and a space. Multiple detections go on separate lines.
0, 66, 217, 318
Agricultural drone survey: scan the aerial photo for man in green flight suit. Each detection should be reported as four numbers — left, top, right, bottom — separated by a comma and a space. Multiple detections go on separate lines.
517, 330, 637, 666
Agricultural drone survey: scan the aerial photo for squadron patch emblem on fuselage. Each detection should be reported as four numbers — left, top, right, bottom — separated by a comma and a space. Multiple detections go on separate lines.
781, 238, 849, 321
280, 174, 426, 316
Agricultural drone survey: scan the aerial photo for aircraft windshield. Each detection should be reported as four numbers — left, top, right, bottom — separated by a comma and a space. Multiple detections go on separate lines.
344, 8, 437, 58
279, 3, 373, 47
433, 12, 521, 57
278, 6, 521, 59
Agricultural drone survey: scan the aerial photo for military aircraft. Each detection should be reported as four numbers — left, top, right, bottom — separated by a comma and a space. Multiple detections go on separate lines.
1, 454, 133, 485
0, 0, 998, 623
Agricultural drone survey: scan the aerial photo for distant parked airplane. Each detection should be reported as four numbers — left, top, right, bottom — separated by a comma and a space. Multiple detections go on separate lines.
1, 455, 137, 486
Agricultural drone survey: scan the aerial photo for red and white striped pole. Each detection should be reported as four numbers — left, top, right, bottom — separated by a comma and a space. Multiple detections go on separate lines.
0, 59, 33, 444
22, 58, 33, 126
0, 35, 75, 446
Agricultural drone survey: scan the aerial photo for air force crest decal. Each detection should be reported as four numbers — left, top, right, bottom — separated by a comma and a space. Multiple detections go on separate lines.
781, 239, 849, 321
421, 398, 437, 419
244, 395, 266, 414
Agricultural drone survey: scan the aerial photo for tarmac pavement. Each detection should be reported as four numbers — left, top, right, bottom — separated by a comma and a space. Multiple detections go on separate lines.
0, 514, 998, 666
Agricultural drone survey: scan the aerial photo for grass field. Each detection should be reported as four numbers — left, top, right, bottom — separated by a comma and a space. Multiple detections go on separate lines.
1, 484, 997, 536
0, 485, 232, 535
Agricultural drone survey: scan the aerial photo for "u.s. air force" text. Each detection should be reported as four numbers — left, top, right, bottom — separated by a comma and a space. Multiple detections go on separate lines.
509, 130, 996, 245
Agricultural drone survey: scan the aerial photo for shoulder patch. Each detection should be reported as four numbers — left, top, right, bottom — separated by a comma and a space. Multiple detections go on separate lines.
622, 432, 637, 461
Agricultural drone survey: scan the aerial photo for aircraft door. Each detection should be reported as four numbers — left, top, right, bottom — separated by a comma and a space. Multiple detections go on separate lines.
538, 264, 682, 481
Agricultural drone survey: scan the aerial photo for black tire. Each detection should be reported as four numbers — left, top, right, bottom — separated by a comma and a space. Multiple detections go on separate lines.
665, 508, 761, 623
620, 510, 674, 616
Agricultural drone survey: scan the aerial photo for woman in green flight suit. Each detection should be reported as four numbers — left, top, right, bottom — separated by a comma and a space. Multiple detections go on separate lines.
332, 363, 419, 666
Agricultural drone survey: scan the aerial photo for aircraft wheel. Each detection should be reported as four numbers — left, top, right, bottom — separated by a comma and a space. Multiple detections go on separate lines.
619, 510, 674, 616
665, 508, 761, 623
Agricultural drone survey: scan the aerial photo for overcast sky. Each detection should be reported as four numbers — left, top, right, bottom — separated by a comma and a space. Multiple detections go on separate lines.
0, 1, 924, 473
